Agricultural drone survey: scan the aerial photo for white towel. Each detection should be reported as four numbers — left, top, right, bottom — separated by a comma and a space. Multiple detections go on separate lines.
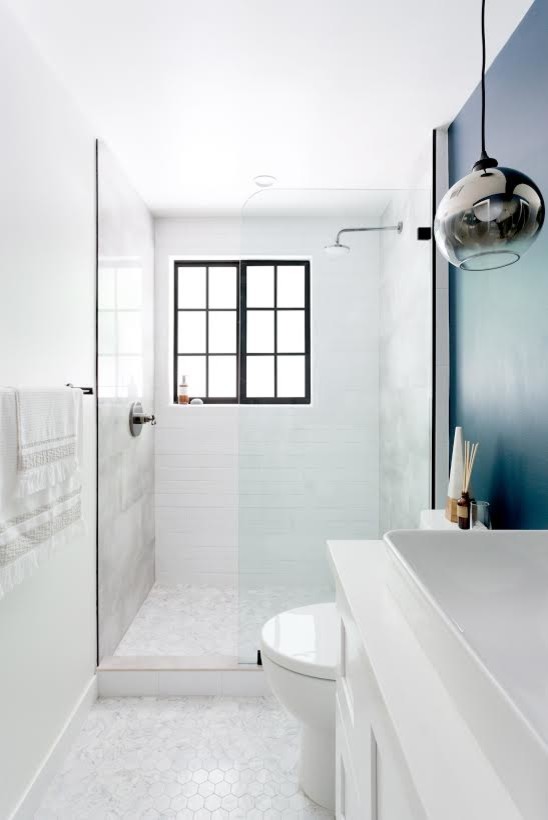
0, 387, 84, 600
15, 387, 81, 496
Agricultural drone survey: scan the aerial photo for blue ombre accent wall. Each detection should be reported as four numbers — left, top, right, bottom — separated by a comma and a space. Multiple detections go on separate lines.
449, 0, 548, 528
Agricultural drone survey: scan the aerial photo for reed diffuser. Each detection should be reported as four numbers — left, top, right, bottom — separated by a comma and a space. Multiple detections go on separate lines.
457, 441, 479, 530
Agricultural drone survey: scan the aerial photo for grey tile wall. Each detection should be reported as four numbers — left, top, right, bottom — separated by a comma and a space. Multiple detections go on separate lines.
379, 190, 432, 532
97, 142, 155, 659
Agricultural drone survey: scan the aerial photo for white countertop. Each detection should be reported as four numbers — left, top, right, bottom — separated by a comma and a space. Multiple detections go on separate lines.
420, 508, 458, 529
387, 529, 548, 750
328, 539, 523, 820
384, 529, 548, 820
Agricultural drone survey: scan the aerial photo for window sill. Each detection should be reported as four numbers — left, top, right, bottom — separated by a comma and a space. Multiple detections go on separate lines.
170, 402, 312, 409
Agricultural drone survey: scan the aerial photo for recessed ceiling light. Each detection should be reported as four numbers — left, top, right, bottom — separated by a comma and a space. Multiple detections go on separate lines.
253, 174, 277, 188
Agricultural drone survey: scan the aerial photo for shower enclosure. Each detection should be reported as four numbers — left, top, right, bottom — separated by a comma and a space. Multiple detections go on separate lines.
96, 166, 432, 670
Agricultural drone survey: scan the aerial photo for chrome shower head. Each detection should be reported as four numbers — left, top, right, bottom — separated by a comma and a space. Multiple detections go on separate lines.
324, 222, 403, 257
323, 242, 350, 257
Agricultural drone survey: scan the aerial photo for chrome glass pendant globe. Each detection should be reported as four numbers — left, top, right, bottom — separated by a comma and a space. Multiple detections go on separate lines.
434, 165, 545, 271
434, 0, 544, 271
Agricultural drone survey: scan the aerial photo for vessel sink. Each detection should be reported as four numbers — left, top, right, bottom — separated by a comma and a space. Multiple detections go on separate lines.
384, 529, 548, 820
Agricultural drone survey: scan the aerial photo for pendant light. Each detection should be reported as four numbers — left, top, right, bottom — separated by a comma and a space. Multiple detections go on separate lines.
434, 0, 544, 271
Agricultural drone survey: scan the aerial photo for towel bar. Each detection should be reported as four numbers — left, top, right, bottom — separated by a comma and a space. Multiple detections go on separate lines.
66, 383, 94, 395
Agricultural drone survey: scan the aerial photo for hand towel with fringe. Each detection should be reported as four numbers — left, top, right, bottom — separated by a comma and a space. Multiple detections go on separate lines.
0, 387, 84, 600
15, 387, 82, 496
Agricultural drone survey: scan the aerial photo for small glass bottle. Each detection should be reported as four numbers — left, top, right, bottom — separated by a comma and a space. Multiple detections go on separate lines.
178, 375, 189, 405
457, 490, 470, 530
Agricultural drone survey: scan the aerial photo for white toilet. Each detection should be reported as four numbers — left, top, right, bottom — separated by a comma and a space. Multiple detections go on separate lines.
261, 602, 338, 811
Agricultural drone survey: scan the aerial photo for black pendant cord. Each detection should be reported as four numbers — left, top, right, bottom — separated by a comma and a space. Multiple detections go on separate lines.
481, 0, 487, 156
473, 0, 498, 171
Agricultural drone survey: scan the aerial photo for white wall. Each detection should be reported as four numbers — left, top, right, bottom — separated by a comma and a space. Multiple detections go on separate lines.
0, 3, 96, 816
154, 215, 380, 601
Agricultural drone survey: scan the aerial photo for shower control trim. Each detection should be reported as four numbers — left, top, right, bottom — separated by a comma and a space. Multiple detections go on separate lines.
129, 401, 156, 437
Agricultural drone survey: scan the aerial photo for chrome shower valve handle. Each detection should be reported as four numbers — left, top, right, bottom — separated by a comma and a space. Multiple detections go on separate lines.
129, 401, 156, 437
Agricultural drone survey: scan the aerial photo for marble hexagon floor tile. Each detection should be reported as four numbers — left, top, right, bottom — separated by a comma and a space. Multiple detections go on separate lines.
36, 696, 333, 819
113, 584, 333, 659
114, 585, 239, 657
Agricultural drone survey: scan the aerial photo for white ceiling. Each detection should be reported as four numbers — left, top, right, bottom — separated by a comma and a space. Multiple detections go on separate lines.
242, 188, 395, 219
6, 0, 532, 215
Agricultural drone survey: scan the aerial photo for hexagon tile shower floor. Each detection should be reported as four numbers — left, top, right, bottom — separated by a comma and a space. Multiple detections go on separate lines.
36, 696, 332, 819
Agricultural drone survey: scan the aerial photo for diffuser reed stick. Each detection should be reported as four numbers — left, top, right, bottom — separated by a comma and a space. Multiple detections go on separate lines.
458, 441, 479, 529
463, 441, 479, 493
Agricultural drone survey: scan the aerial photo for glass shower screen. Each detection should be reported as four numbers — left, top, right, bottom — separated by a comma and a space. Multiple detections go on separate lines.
237, 187, 432, 663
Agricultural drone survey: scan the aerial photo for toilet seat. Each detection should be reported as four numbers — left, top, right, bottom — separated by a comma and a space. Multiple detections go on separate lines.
261, 602, 338, 681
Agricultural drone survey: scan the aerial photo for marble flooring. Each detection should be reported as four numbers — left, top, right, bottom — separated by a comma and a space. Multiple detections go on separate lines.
114, 585, 332, 661
36, 696, 333, 819
114, 586, 238, 657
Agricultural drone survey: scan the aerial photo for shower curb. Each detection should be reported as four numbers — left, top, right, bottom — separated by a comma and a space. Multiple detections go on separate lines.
97, 666, 268, 697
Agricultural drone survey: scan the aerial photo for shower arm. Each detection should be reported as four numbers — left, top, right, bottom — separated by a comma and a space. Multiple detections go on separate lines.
335, 222, 403, 245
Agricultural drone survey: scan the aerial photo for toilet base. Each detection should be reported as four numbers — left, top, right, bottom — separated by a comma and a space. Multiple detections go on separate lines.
299, 726, 335, 811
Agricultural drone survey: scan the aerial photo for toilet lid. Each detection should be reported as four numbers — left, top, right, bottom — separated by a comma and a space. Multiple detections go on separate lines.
261, 602, 338, 681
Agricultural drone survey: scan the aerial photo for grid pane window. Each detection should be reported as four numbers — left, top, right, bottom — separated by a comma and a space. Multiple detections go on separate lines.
178, 311, 206, 353
277, 265, 305, 308
277, 310, 305, 353
240, 261, 310, 404
209, 312, 237, 353
209, 267, 237, 308
209, 355, 237, 397
246, 265, 274, 307
177, 356, 206, 398
173, 260, 310, 404
246, 355, 275, 398
174, 262, 238, 402
178, 266, 206, 308
247, 310, 275, 353
277, 355, 306, 397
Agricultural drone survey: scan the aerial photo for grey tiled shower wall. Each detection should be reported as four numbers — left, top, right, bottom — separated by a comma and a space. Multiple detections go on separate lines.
97, 142, 155, 660
379, 190, 432, 532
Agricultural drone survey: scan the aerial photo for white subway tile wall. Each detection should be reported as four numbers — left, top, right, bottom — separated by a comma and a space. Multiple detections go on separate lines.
155, 408, 239, 587
154, 216, 381, 603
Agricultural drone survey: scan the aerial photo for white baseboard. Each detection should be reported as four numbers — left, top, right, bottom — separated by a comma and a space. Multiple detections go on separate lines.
10, 675, 97, 820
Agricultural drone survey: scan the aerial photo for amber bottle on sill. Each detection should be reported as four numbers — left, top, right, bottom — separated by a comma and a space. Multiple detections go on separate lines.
178, 375, 189, 405
457, 491, 470, 530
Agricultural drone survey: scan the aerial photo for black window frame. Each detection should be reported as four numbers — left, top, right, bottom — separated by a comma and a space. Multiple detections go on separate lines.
239, 260, 311, 405
173, 259, 311, 405
173, 260, 240, 405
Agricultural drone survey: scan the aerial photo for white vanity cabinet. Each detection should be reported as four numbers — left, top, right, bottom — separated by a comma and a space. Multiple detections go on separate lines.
335, 586, 425, 820
329, 536, 544, 820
